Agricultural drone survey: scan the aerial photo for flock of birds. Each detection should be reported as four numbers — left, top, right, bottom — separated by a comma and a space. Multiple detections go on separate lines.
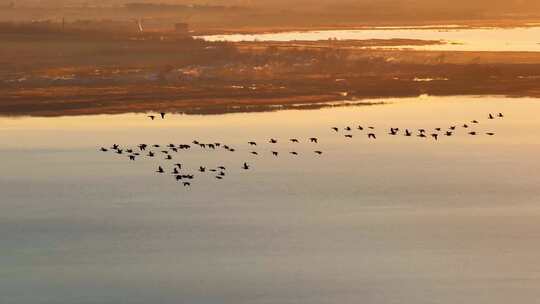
98, 112, 505, 187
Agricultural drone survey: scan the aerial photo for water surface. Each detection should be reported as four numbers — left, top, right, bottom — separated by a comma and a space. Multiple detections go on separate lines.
200, 26, 540, 52
1, 96, 540, 303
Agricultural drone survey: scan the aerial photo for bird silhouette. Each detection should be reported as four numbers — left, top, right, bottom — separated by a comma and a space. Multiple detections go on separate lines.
100, 147, 108, 152
199, 166, 206, 172
488, 114, 494, 119
175, 163, 182, 169
129, 155, 136, 160
498, 113, 504, 118
160, 112, 166, 119
368, 133, 376, 139
248, 141, 257, 146
332, 127, 339, 132
272, 151, 279, 156
449, 126, 456, 130
345, 134, 353, 138
148, 151, 155, 157
357, 126, 364, 130
431, 134, 438, 140
243, 162, 250, 170
157, 166, 164, 173
183, 182, 191, 187
345, 126, 352, 131
310, 138, 318, 143
472, 120, 479, 124
148, 115, 155, 120
469, 131, 477, 135
165, 155, 172, 160
445, 131, 453, 136
405, 129, 412, 136
314, 151, 323, 155
290, 139, 299, 143
251, 151, 258, 155
269, 139, 278, 144
486, 132, 495, 136
290, 151, 298, 155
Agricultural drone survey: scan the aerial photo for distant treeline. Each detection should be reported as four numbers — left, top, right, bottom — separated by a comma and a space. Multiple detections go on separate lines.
123, 3, 248, 11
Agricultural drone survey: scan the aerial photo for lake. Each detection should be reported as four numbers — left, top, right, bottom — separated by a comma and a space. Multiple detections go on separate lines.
200, 26, 540, 52
1, 95, 540, 303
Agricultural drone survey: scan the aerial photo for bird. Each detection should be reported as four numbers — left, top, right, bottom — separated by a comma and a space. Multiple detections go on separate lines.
445, 131, 453, 136
218, 166, 226, 170
148, 151, 155, 157
243, 162, 250, 170
272, 151, 279, 156
345, 126, 352, 131
138, 144, 147, 151
357, 126, 364, 130
389, 128, 398, 135
332, 127, 339, 132
449, 126, 456, 130
172, 168, 179, 174
314, 151, 323, 155
488, 113, 495, 119
290, 152, 298, 155
129, 155, 136, 160
148, 115, 155, 120
111, 144, 119, 150
269, 139, 278, 144
216, 176, 223, 180
472, 120, 479, 124
498, 113, 504, 118
469, 131, 477, 135
175, 163, 182, 169
165, 155, 172, 160
405, 129, 412, 137
100, 147, 108, 152
418, 129, 426, 134
199, 166, 206, 172
160, 112, 166, 119
368, 133, 376, 139
345, 134, 353, 138
183, 182, 191, 187
290, 139, 299, 143
463, 124, 469, 128
418, 133, 427, 138
251, 151, 258, 155
310, 137, 318, 143
431, 134, 438, 140
248, 141, 257, 146
486, 132, 495, 136
157, 166, 164, 173
435, 128, 441, 131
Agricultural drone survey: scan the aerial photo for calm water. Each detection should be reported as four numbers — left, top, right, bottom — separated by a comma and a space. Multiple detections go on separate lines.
200, 26, 540, 52
1, 96, 540, 303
